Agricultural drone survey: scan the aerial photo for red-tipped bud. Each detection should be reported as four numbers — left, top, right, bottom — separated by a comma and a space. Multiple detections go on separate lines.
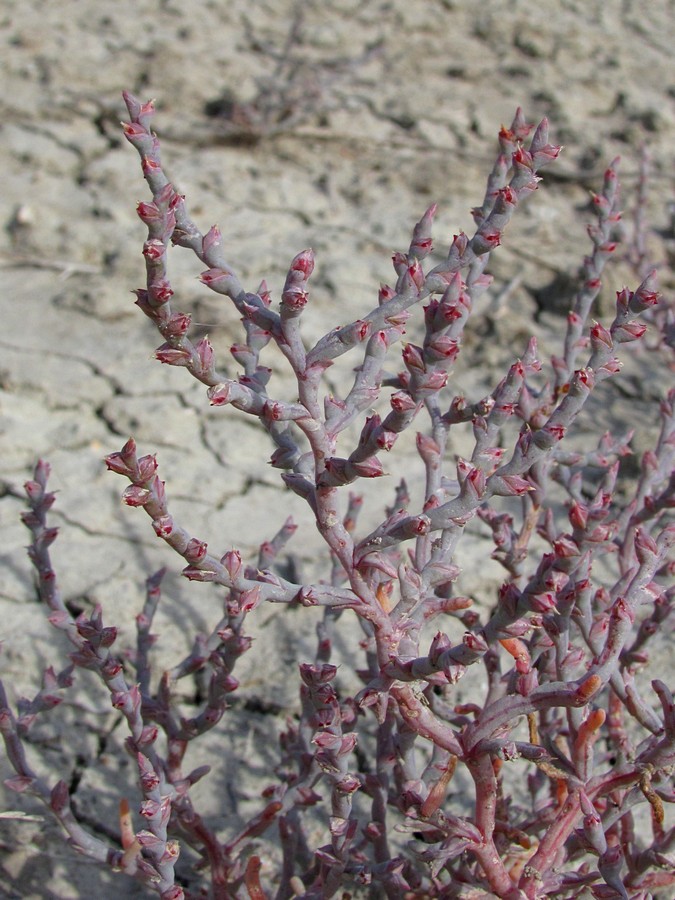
530, 120, 562, 169
202, 225, 223, 256
352, 457, 385, 479
121, 120, 146, 142
105, 453, 133, 477
195, 336, 214, 375
426, 335, 460, 362
409, 203, 437, 259
164, 313, 191, 337
390, 390, 417, 413
200, 267, 233, 288
457, 459, 486, 499
221, 549, 242, 582
429, 631, 452, 666
122, 92, 155, 123
529, 592, 558, 614
568, 501, 588, 530
136, 201, 160, 224
414, 370, 448, 395
289, 248, 315, 278
142, 239, 165, 260
122, 485, 150, 507
512, 144, 534, 171
238, 586, 261, 613
148, 279, 173, 304
343, 319, 371, 345
634, 527, 659, 565
207, 382, 233, 406
141, 155, 161, 176
590, 321, 613, 351
416, 432, 441, 464
462, 631, 488, 653
472, 227, 501, 255
184, 539, 207, 564
402, 343, 425, 373
300, 663, 337, 687
630, 271, 660, 312
281, 287, 308, 311
614, 321, 647, 343
120, 438, 137, 464
155, 344, 191, 366
378, 283, 396, 304
553, 535, 579, 558
134, 455, 157, 482
494, 474, 533, 496
599, 357, 621, 376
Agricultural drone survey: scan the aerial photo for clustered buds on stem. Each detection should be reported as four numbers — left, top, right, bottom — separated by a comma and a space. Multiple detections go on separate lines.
2, 97, 673, 900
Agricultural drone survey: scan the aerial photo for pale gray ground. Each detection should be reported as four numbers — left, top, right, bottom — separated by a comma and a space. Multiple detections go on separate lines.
0, 0, 674, 897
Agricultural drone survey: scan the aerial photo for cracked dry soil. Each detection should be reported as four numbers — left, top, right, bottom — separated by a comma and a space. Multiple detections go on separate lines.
1, 1, 674, 897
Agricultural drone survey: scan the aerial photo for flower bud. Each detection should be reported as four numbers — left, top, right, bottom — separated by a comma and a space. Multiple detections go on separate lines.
122, 485, 150, 507
202, 225, 223, 256
155, 344, 191, 366
200, 267, 233, 288
630, 271, 660, 312
142, 239, 165, 260
184, 539, 207, 563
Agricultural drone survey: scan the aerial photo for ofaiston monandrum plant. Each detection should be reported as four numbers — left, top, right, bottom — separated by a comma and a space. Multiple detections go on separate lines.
2, 93, 674, 899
